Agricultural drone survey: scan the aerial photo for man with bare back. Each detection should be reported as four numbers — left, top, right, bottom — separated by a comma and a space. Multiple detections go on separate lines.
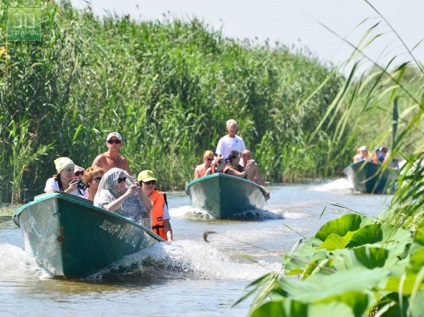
91, 132, 132, 175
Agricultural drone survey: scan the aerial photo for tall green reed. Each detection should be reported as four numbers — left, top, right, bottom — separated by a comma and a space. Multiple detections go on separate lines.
1, 0, 362, 202
238, 1, 424, 315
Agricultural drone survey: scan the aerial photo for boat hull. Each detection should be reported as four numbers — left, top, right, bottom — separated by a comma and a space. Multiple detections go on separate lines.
185, 173, 267, 219
13, 192, 163, 278
343, 161, 398, 194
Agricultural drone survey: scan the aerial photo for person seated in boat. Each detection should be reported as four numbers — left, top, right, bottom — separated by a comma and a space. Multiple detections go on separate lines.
83, 166, 105, 201
353, 146, 369, 162
378, 147, 388, 163
91, 132, 132, 175
138, 170, 173, 241
44, 157, 85, 197
194, 150, 215, 179
240, 150, 265, 185
214, 158, 226, 173
72, 165, 85, 181
370, 148, 381, 164
94, 168, 152, 227
240, 150, 270, 200
223, 150, 253, 178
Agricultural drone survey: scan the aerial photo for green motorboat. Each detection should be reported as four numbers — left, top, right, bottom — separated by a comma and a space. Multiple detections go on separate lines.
343, 161, 398, 194
185, 173, 268, 219
13, 192, 163, 278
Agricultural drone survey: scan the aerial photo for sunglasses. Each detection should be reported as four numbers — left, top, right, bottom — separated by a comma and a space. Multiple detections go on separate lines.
117, 176, 126, 183
94, 176, 102, 182
143, 180, 156, 185
74, 171, 84, 176
107, 139, 121, 144
207, 158, 214, 161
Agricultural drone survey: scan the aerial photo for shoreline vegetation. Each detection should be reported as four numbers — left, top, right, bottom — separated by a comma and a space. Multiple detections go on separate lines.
238, 1, 424, 316
1, 1, 420, 204
2, 0, 348, 204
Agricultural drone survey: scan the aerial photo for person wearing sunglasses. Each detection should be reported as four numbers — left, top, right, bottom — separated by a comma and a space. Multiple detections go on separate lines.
353, 146, 369, 163
44, 157, 83, 197
91, 132, 132, 175
83, 166, 105, 201
223, 151, 252, 179
94, 168, 152, 227
72, 165, 85, 180
194, 150, 215, 179
138, 170, 173, 241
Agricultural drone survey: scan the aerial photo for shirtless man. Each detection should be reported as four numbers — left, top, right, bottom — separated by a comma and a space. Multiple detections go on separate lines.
91, 132, 132, 175
241, 149, 270, 200
240, 150, 264, 185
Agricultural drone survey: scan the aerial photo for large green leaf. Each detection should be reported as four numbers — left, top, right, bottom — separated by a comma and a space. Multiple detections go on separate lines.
319, 231, 354, 250
315, 214, 362, 242
276, 267, 389, 302
318, 291, 370, 317
353, 246, 389, 269
408, 246, 424, 274
250, 290, 371, 317
250, 299, 308, 317
284, 250, 329, 276
346, 224, 383, 247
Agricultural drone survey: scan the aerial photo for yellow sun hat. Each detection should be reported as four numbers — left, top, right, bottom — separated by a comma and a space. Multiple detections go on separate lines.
137, 170, 157, 182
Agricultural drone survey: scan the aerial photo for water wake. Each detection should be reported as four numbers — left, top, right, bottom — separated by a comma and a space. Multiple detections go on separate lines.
91, 240, 281, 281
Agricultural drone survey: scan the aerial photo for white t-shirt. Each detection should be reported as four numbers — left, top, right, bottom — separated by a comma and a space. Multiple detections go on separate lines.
163, 203, 170, 220
215, 135, 246, 159
44, 178, 85, 197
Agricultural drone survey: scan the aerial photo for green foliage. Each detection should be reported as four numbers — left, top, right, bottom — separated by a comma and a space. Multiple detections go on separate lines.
236, 2, 424, 316
0, 0, 347, 202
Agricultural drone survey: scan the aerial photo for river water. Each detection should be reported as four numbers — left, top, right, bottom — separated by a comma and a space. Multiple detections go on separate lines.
0, 179, 393, 316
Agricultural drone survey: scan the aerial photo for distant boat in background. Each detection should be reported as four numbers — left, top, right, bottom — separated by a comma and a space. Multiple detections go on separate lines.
343, 161, 398, 194
13, 192, 163, 278
185, 173, 267, 219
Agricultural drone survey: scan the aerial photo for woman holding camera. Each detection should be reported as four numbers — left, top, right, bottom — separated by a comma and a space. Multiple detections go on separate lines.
94, 168, 152, 227
83, 166, 105, 201
44, 157, 85, 197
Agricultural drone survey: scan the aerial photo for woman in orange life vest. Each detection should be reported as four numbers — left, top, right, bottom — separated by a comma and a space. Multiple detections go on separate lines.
137, 170, 173, 241
194, 150, 215, 179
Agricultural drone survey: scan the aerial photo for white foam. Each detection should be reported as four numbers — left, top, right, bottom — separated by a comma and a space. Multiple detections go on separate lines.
309, 178, 353, 192
91, 240, 281, 281
0, 243, 47, 279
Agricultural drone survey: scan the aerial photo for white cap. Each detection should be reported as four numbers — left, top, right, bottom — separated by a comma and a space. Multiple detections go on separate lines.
106, 132, 122, 141
359, 146, 367, 151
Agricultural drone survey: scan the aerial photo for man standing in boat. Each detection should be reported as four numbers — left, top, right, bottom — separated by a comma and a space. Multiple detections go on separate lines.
92, 132, 132, 175
215, 119, 246, 160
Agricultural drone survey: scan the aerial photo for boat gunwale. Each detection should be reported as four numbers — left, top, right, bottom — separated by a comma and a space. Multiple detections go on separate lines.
12, 192, 164, 242
185, 173, 268, 197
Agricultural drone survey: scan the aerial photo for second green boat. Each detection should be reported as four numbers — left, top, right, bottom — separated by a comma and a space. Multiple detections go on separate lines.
185, 173, 268, 219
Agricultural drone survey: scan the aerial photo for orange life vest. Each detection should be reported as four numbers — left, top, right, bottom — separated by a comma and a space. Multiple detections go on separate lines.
195, 164, 207, 178
150, 189, 168, 240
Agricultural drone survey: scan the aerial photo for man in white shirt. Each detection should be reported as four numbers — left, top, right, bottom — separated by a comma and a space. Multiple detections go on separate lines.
215, 119, 246, 160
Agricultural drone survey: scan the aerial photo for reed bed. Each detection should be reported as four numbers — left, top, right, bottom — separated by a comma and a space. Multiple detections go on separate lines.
1, 0, 348, 203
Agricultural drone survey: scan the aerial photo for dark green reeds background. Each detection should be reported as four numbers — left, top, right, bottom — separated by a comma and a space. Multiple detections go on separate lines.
0, 0, 421, 203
